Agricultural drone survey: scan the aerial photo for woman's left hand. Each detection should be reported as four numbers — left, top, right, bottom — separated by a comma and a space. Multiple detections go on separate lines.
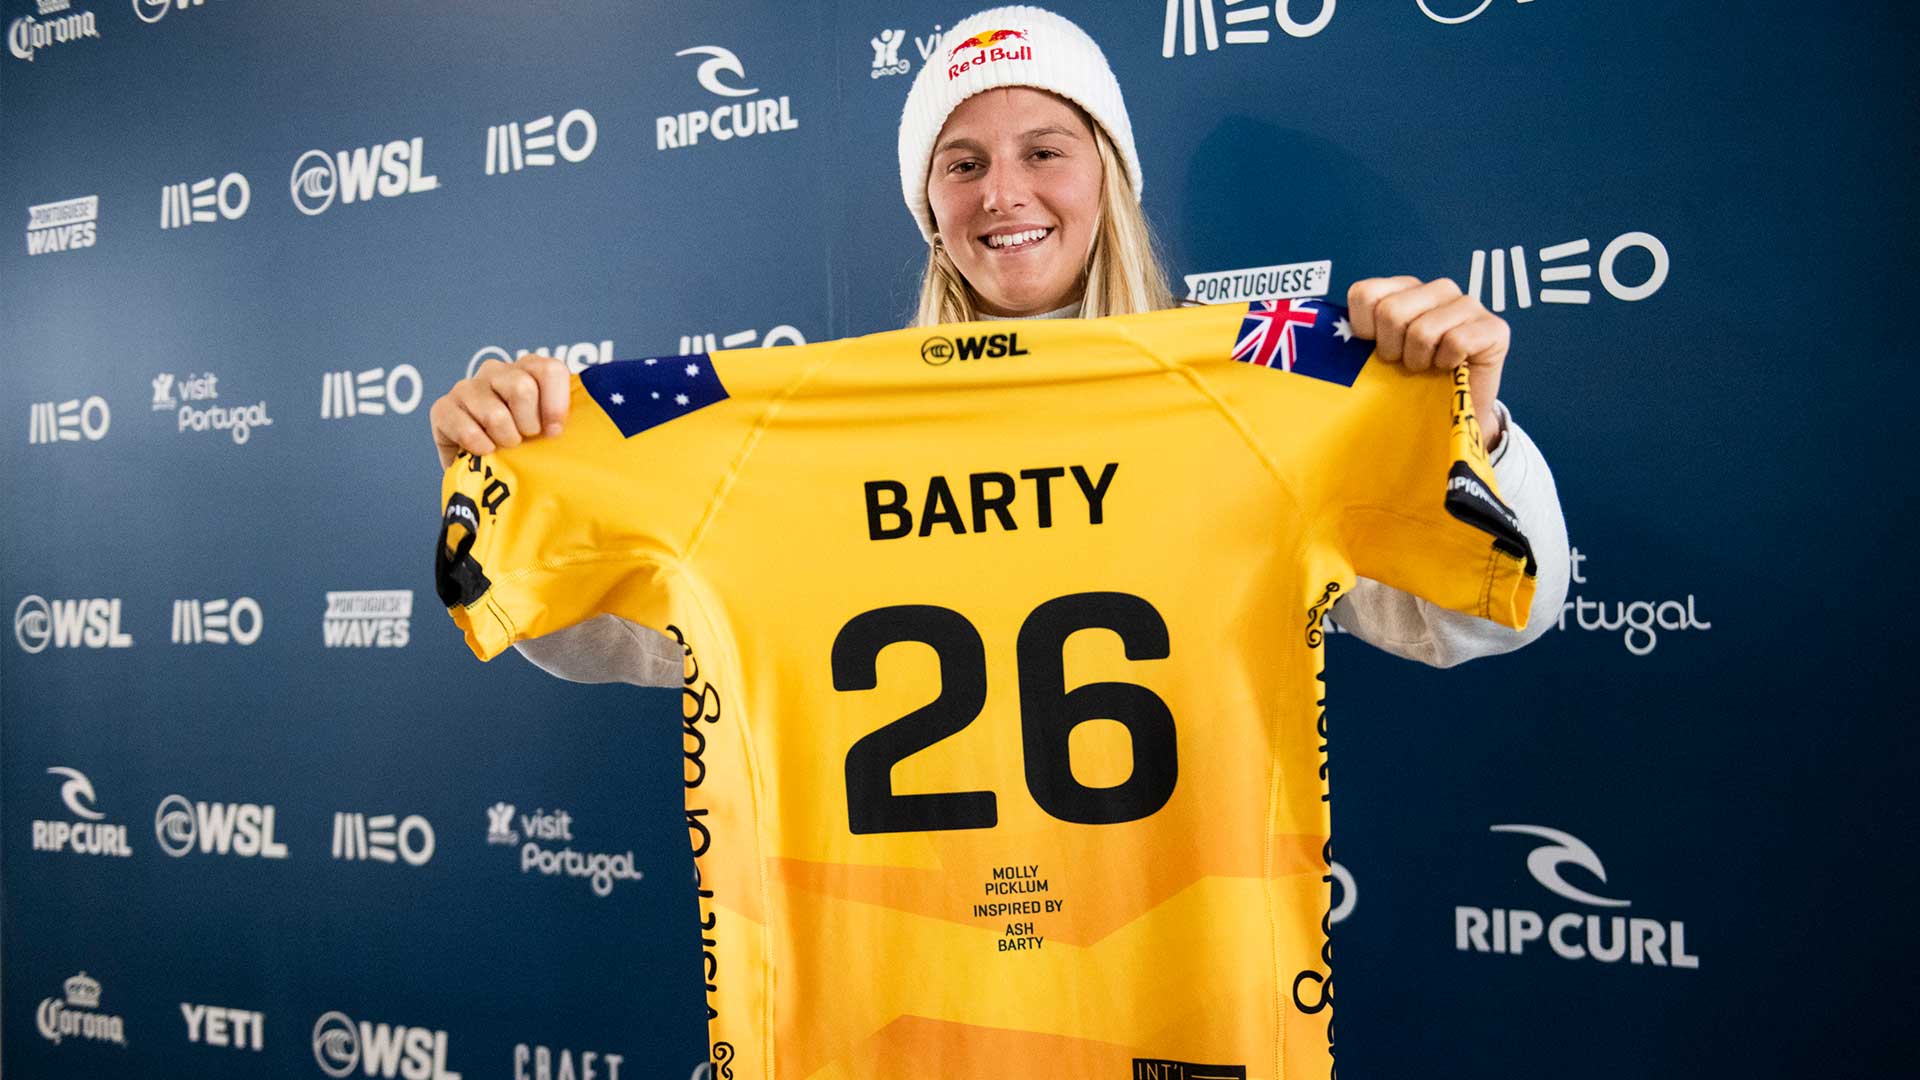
1347, 276, 1508, 452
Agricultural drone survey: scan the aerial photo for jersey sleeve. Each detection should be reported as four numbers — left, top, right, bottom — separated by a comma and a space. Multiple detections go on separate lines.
434, 349, 794, 661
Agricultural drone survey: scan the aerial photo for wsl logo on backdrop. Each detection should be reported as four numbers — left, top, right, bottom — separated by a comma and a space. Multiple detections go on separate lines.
31, 767, 133, 857
468, 340, 614, 379
172, 596, 264, 645
27, 395, 110, 444
154, 370, 274, 444
155, 794, 289, 859
320, 364, 422, 420
657, 45, 798, 150
134, 0, 210, 24
485, 107, 597, 175
322, 590, 411, 648
25, 194, 98, 254
182, 1003, 264, 1052
290, 138, 438, 216
1455, 824, 1700, 969
331, 812, 435, 866
8, 1, 101, 63
160, 172, 248, 229
37, 971, 127, 1048
1466, 230, 1669, 313
312, 1011, 460, 1080
15, 595, 133, 652
486, 802, 643, 898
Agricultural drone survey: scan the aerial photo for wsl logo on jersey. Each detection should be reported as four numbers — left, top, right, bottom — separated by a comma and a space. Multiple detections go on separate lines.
38, 972, 127, 1048
489, 802, 643, 898
321, 364, 421, 420
1231, 298, 1370, 387
485, 107, 597, 175
160, 172, 248, 229
25, 194, 97, 253
155, 794, 289, 859
312, 1011, 460, 1080
468, 340, 614, 379
27, 395, 110, 444
323, 590, 411, 647
15, 595, 132, 652
332, 812, 434, 866
8, 2, 101, 63
31, 767, 133, 857
290, 138, 438, 216
172, 596, 263, 645
658, 46, 798, 150
1455, 824, 1700, 970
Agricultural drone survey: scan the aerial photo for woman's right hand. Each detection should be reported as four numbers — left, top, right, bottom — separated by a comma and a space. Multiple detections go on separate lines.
429, 354, 573, 469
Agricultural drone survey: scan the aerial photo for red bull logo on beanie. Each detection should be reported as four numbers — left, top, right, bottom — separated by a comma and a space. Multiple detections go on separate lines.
947, 27, 1031, 79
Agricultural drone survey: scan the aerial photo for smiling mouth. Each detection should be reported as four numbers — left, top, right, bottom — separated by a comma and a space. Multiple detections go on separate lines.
981, 227, 1054, 253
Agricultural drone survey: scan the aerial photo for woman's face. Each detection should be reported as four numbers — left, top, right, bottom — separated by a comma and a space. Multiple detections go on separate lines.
927, 87, 1104, 317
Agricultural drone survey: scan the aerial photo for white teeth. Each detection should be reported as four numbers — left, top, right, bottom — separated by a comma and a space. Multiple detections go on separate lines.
986, 228, 1050, 250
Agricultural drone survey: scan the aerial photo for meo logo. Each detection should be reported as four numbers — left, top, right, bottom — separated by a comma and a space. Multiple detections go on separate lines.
485, 107, 597, 175
160, 173, 248, 229
172, 597, 263, 644
320, 365, 421, 420
331, 812, 435, 866
27, 395, 109, 444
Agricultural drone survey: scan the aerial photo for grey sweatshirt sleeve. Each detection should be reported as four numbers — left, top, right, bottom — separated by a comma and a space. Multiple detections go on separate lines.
1327, 404, 1571, 668
510, 613, 685, 688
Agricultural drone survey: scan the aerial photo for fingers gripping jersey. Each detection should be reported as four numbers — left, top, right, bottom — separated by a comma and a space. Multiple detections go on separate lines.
437, 301, 1535, 1080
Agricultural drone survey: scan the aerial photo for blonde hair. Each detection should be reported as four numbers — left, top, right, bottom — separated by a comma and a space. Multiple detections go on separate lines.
912, 116, 1174, 328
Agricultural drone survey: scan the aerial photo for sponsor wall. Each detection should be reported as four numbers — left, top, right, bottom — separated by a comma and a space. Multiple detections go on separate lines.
2, 2, 1912, 1078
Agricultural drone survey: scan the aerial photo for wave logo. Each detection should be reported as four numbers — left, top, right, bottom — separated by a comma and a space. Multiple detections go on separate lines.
1455, 824, 1700, 969
14, 595, 132, 652
290, 138, 437, 217
161, 172, 248, 229
50, 766, 104, 819
155, 795, 288, 859
172, 597, 263, 645
1418, 0, 1540, 25
467, 340, 613, 379
134, 0, 206, 24
485, 107, 597, 176
27, 395, 110, 444
313, 1011, 459, 1079
320, 365, 422, 420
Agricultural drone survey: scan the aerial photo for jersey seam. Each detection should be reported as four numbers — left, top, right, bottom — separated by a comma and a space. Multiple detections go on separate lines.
1347, 501, 1502, 619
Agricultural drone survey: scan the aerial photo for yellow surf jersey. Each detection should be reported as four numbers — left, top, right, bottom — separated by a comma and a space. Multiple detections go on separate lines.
437, 301, 1536, 1080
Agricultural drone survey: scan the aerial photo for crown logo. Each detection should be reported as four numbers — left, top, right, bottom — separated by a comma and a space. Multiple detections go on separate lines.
64, 972, 101, 1009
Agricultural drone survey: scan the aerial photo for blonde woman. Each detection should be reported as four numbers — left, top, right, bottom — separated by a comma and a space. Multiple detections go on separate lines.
430, 4, 1569, 665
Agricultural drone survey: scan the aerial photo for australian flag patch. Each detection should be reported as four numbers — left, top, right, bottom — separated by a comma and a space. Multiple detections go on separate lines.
1230, 298, 1370, 387
580, 353, 731, 438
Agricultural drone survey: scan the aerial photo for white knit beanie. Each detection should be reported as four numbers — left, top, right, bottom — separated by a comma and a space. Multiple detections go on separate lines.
898, 6, 1143, 246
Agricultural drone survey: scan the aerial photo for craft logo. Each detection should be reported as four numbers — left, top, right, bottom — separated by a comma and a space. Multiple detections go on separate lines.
290, 138, 438, 216
657, 45, 799, 150
485, 107, 597, 175
1456, 824, 1700, 969
945, 26, 1031, 79
155, 794, 288, 859
172, 597, 264, 644
330, 812, 435, 866
161, 172, 248, 229
135, 0, 209, 24
488, 802, 643, 897
1467, 231, 1668, 313
467, 340, 614, 379
9, 2, 101, 62
31, 767, 133, 857
27, 394, 110, 444
920, 331, 1029, 366
676, 323, 806, 354
1419, 0, 1542, 25
1183, 259, 1332, 304
158, 370, 274, 444
38, 971, 127, 1047
25, 194, 98, 254
182, 1003, 264, 1052
1557, 547, 1710, 656
1161, 0, 1334, 58
322, 590, 411, 648
15, 595, 133, 652
320, 364, 422, 420
312, 1011, 460, 1080
515, 1045, 626, 1080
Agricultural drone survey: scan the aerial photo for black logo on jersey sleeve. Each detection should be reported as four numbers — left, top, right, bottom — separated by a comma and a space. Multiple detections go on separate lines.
1443, 462, 1537, 575
434, 493, 492, 608
1132, 1059, 1247, 1079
